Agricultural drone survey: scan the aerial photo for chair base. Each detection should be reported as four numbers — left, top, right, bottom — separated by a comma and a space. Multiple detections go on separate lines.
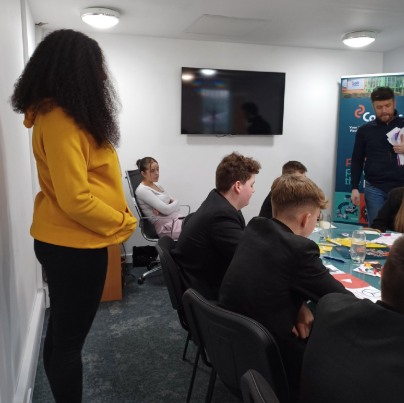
137, 262, 162, 284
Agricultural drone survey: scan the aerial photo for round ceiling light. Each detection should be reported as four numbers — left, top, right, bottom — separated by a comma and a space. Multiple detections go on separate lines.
81, 7, 120, 29
342, 31, 376, 48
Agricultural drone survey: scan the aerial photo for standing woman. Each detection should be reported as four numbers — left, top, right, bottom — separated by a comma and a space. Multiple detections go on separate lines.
11, 30, 137, 402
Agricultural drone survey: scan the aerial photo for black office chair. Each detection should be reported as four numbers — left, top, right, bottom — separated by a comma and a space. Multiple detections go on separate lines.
156, 236, 207, 403
155, 236, 191, 361
126, 169, 162, 284
182, 288, 290, 403
126, 169, 190, 284
241, 369, 280, 403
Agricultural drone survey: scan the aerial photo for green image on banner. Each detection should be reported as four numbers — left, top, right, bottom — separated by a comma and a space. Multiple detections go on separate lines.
333, 192, 359, 224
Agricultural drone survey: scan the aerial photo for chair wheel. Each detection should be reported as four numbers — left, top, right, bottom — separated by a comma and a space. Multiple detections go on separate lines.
137, 278, 144, 285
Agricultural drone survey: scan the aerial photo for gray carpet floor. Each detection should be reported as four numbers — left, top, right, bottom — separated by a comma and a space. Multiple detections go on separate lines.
32, 265, 240, 403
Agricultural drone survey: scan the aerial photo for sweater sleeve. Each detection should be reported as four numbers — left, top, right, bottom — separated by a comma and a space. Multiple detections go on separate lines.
351, 128, 366, 189
42, 111, 136, 237
136, 184, 180, 215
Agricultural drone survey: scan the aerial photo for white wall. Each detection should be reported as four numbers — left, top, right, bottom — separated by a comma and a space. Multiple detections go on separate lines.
86, 33, 383, 254
384, 45, 404, 73
0, 1, 44, 402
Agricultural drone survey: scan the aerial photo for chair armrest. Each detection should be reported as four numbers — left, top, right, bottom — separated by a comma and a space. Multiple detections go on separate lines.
179, 204, 191, 216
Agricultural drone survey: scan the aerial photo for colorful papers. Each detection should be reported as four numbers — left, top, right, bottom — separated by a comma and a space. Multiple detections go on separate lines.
318, 245, 333, 254
371, 232, 402, 247
353, 261, 382, 278
327, 237, 388, 249
326, 264, 381, 303
366, 248, 389, 258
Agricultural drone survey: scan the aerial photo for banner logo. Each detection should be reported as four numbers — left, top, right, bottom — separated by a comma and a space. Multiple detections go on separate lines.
354, 104, 375, 122
354, 104, 365, 118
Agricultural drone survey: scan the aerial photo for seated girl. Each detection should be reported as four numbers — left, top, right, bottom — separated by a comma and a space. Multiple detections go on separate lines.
135, 157, 183, 239
372, 187, 404, 232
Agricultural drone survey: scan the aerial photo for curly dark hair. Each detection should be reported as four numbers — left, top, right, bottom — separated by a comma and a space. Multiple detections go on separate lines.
216, 152, 261, 192
11, 29, 120, 147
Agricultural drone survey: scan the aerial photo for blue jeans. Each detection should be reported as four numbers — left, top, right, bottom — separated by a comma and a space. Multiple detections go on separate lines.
364, 182, 388, 226
34, 240, 108, 403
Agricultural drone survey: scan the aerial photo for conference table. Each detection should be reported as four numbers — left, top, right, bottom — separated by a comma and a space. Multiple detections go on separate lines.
311, 222, 387, 301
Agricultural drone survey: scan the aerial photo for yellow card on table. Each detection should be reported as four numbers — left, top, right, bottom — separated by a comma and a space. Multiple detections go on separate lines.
327, 238, 387, 249
319, 245, 333, 254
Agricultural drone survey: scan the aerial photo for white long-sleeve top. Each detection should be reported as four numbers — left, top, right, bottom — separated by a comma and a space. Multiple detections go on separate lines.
135, 182, 180, 223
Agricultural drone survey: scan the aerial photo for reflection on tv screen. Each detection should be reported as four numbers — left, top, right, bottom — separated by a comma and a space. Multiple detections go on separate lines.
181, 67, 285, 135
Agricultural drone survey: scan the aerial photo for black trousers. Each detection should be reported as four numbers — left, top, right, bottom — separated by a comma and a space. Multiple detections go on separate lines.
34, 240, 108, 403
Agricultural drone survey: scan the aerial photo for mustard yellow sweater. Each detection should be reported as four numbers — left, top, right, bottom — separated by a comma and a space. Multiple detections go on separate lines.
25, 106, 137, 249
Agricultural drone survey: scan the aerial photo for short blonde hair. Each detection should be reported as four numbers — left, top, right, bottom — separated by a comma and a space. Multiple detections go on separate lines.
271, 174, 328, 216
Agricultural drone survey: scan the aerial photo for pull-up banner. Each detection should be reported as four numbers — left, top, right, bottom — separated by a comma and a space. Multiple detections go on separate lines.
334, 73, 404, 225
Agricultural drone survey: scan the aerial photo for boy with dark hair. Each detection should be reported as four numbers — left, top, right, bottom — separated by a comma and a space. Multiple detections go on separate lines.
300, 236, 404, 403
172, 152, 261, 300
259, 160, 307, 218
219, 174, 349, 400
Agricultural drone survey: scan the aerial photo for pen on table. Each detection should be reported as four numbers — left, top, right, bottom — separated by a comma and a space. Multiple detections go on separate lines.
323, 256, 346, 263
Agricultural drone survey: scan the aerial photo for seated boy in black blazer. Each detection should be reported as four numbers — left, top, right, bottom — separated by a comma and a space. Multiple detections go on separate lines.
219, 174, 350, 401
299, 235, 404, 403
172, 152, 261, 300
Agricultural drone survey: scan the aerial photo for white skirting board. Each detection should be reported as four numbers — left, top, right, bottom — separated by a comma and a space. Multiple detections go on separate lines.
13, 290, 45, 403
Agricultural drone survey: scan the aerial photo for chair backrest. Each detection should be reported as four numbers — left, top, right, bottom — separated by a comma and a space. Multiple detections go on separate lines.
241, 369, 280, 403
125, 169, 159, 240
182, 289, 289, 403
156, 236, 188, 331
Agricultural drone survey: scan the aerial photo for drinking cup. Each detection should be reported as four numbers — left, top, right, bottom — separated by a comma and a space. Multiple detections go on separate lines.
319, 212, 332, 240
350, 230, 366, 263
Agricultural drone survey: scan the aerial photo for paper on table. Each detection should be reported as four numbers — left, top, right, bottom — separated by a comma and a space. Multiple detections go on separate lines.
327, 237, 388, 248
318, 245, 333, 254
362, 230, 381, 235
353, 261, 382, 278
312, 224, 336, 233
326, 264, 381, 302
386, 127, 404, 166
371, 232, 402, 247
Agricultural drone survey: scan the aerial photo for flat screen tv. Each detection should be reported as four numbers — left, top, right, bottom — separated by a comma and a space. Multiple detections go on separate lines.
181, 67, 285, 135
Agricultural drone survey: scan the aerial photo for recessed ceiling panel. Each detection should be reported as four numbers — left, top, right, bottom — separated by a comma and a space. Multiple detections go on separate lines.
185, 14, 270, 37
